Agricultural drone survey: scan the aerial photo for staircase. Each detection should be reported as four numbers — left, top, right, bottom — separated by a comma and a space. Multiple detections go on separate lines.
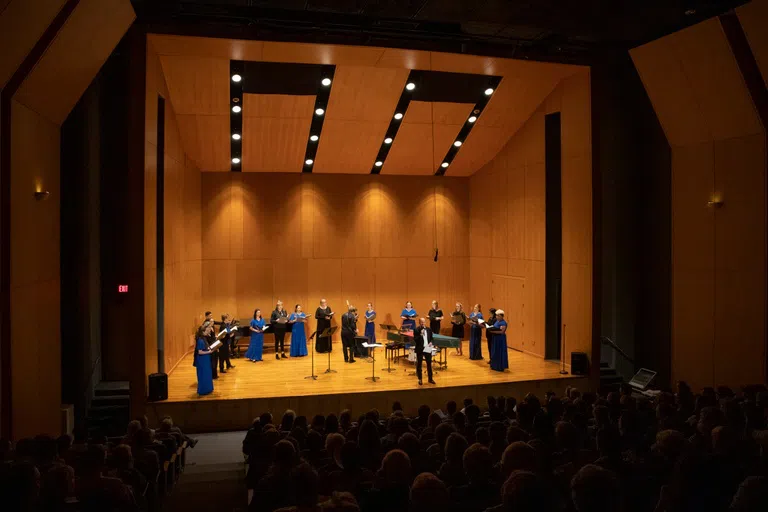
87, 381, 131, 438
599, 362, 624, 391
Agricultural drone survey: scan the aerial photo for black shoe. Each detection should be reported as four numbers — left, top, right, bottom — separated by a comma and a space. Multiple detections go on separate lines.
428, 379, 436, 385
344, 359, 349, 363
282, 353, 287, 359
220, 369, 227, 374
418, 380, 423, 385
276, 354, 280, 360
350, 359, 356, 363
228, 365, 235, 369
213, 376, 219, 380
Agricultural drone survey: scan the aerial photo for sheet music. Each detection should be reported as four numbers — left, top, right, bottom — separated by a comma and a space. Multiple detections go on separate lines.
209, 340, 222, 350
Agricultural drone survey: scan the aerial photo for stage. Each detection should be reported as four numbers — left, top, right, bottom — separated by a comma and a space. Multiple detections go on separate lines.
147, 341, 586, 432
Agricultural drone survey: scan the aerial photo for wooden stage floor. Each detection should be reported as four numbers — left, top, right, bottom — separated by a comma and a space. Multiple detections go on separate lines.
150, 342, 585, 432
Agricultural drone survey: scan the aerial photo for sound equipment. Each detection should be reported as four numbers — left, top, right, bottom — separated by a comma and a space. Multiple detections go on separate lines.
570, 352, 589, 375
148, 373, 168, 401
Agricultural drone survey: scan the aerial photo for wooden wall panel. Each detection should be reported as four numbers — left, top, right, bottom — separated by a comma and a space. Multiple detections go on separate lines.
326, 66, 408, 122
149, 34, 264, 60
15, 0, 135, 125
313, 120, 389, 174
561, 156, 592, 266
176, 114, 230, 172
235, 259, 274, 321
524, 162, 546, 262
738, 0, 768, 89
307, 259, 343, 339
158, 56, 229, 116
436, 179, 470, 258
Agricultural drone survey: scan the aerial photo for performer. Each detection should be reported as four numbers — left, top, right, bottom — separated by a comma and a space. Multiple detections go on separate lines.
270, 301, 289, 360
315, 299, 334, 353
341, 306, 358, 363
413, 318, 436, 385
468, 304, 484, 360
400, 301, 417, 332
428, 300, 443, 334
218, 314, 236, 373
195, 323, 214, 396
364, 303, 377, 345
205, 316, 219, 380
451, 302, 467, 356
489, 309, 509, 372
288, 305, 309, 357
246, 309, 265, 362
485, 308, 497, 365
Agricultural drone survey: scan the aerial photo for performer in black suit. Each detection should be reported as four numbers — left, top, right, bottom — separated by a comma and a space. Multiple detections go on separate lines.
485, 308, 497, 365
271, 301, 289, 360
341, 306, 358, 364
315, 299, 334, 353
218, 314, 236, 373
413, 317, 436, 385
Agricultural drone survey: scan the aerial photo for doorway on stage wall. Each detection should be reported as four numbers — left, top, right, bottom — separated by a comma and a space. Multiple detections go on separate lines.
491, 275, 525, 352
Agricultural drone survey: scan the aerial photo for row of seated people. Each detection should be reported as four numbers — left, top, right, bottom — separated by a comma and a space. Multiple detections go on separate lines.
0, 415, 196, 511
242, 383, 768, 512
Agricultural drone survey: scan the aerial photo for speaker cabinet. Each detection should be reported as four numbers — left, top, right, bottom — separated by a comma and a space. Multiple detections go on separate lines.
148, 373, 168, 401
571, 352, 589, 375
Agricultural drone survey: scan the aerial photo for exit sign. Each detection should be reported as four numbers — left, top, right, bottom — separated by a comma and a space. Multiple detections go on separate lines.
118, 285, 129, 293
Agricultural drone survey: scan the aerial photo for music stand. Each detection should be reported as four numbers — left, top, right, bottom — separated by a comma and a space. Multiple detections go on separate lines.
363, 342, 384, 382
305, 330, 319, 380
323, 326, 338, 374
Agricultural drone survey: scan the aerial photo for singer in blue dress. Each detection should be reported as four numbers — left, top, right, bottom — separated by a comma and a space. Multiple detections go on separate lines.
469, 304, 484, 360
400, 301, 417, 331
246, 309, 265, 362
289, 305, 309, 357
195, 324, 214, 396
364, 303, 377, 344
489, 310, 509, 372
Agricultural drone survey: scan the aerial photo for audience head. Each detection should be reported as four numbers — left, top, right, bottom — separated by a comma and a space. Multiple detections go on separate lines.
281, 409, 296, 432
379, 449, 412, 487
446, 400, 457, 415
502, 470, 553, 512
730, 476, 768, 512
410, 472, 449, 512
339, 441, 361, 471
444, 432, 469, 464
273, 440, 296, 469
41, 463, 75, 506
325, 433, 345, 466
571, 464, 621, 512
291, 463, 319, 507
463, 443, 493, 484
397, 432, 420, 460
501, 442, 537, 478
435, 423, 456, 452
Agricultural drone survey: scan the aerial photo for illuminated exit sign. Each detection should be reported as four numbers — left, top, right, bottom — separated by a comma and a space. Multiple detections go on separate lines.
118, 285, 129, 293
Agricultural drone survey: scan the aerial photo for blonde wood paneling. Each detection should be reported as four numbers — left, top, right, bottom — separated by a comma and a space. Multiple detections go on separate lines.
438, 257, 470, 323
203, 259, 237, 316
307, 259, 343, 340
375, 258, 409, 327
326, 66, 409, 122
406, 258, 440, 315
447, 125, 514, 177
561, 156, 592, 266
436, 179, 470, 258
158, 56, 230, 115
506, 165, 526, 261
341, 258, 376, 310
0, 0, 66, 90
176, 114, 230, 172
376, 48, 432, 70
149, 34, 264, 60
738, 0, 768, 89
377, 176, 438, 258
673, 269, 715, 390
245, 94, 316, 119
524, 162, 546, 262
14, 0, 135, 125
263, 42, 385, 66
235, 259, 274, 320
243, 117, 313, 173
561, 263, 592, 357
274, 259, 309, 320
560, 70, 592, 159
313, 120, 389, 174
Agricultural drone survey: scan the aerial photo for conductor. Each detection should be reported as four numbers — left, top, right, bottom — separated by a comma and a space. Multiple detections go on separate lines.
413, 317, 436, 386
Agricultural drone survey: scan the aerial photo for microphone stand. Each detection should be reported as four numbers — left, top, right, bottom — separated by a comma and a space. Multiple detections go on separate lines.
323, 327, 338, 374
559, 324, 568, 375
305, 331, 318, 380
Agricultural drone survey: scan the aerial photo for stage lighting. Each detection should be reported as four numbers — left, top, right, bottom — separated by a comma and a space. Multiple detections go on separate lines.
310, 135, 319, 142
394, 112, 403, 120
384, 137, 393, 144
232, 157, 241, 164
321, 78, 332, 86
232, 133, 241, 140
453, 140, 462, 147
305, 159, 314, 165
315, 108, 325, 116
406, 82, 416, 91
484, 88, 494, 96
441, 162, 449, 168
468, 116, 477, 123
232, 74, 242, 82
232, 105, 242, 113
375, 161, 383, 167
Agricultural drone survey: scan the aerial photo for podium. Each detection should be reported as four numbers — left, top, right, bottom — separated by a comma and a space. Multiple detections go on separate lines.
323, 326, 338, 374
363, 342, 384, 382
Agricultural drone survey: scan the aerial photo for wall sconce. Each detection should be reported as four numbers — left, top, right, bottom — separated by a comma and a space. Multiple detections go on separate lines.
707, 195, 724, 208
34, 190, 50, 201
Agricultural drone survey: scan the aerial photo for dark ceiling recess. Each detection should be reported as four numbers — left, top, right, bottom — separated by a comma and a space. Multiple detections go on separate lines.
132, 0, 748, 65
228, 60, 336, 172
370, 69, 418, 175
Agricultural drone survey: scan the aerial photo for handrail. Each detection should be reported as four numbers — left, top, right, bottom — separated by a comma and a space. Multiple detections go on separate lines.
600, 336, 635, 365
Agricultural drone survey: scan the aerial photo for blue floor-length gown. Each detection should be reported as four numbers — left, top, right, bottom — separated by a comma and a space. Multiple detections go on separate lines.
195, 338, 214, 395
365, 310, 376, 344
490, 319, 509, 372
401, 308, 417, 332
469, 312, 484, 360
245, 317, 265, 361
289, 313, 308, 357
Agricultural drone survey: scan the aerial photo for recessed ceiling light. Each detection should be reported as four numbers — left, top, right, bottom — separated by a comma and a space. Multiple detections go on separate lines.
315, 108, 325, 116
441, 162, 449, 168
394, 112, 403, 120
484, 88, 494, 96
232, 105, 242, 113
375, 161, 383, 167
232, 133, 241, 140
321, 78, 332, 86
384, 137, 393, 144
310, 135, 319, 142
232, 157, 241, 164
305, 159, 314, 165
406, 82, 416, 91
468, 116, 477, 123
232, 74, 242, 82
454, 140, 462, 147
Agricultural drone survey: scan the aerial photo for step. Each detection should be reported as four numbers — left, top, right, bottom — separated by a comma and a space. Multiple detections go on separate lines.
95, 381, 130, 396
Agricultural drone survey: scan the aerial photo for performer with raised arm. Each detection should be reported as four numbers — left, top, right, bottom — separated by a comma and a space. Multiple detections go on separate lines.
413, 317, 436, 385
488, 309, 509, 372
246, 309, 265, 362
341, 305, 358, 363
428, 300, 443, 335
315, 299, 334, 353
400, 301, 417, 332
451, 302, 467, 356
468, 304, 484, 360
288, 305, 310, 357
364, 303, 377, 345
270, 301, 289, 360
